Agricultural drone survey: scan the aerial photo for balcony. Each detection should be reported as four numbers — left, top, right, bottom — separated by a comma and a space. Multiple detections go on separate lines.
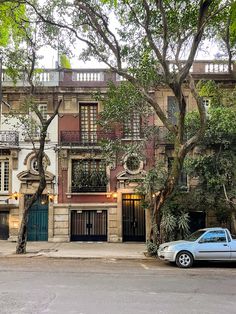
2, 61, 235, 88
24, 130, 50, 142
157, 126, 189, 145
60, 131, 118, 146
0, 131, 19, 147
2, 70, 59, 87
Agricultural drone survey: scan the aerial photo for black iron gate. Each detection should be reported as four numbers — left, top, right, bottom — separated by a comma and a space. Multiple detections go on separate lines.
0, 212, 9, 240
122, 194, 145, 242
71, 210, 107, 241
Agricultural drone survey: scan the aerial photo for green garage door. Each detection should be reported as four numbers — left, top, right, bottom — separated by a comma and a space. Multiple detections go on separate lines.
28, 200, 48, 241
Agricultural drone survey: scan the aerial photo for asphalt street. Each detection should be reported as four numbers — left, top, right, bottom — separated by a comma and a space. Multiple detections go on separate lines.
0, 257, 236, 314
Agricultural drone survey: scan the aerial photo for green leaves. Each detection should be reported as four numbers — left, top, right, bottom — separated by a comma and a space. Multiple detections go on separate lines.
205, 106, 236, 147
100, 0, 118, 7
60, 54, 71, 69
99, 81, 151, 128
0, 2, 26, 47
230, 1, 236, 44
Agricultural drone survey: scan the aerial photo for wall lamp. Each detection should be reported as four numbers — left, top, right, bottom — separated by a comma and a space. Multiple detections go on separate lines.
10, 191, 22, 201
47, 192, 55, 203
112, 192, 118, 199
106, 191, 118, 199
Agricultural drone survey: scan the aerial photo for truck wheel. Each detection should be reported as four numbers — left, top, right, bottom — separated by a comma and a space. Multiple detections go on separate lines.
176, 251, 193, 268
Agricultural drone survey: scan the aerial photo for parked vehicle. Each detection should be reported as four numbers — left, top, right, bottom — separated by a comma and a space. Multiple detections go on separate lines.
158, 228, 236, 268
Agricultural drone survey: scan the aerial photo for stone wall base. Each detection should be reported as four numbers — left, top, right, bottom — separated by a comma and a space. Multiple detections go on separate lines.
48, 236, 70, 242
8, 236, 17, 242
108, 235, 122, 243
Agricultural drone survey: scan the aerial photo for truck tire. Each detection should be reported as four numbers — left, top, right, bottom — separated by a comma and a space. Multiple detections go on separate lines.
176, 251, 194, 268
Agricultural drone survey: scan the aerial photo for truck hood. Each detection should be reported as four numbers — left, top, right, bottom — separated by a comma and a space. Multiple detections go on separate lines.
159, 240, 193, 249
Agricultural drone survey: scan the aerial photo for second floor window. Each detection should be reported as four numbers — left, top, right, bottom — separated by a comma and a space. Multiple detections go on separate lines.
38, 104, 48, 120
80, 103, 98, 144
123, 111, 141, 139
71, 159, 107, 192
168, 157, 187, 190
0, 160, 9, 192
202, 98, 211, 113
167, 96, 179, 125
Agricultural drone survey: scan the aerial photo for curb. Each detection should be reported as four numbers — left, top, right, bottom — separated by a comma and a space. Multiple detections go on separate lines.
0, 252, 155, 261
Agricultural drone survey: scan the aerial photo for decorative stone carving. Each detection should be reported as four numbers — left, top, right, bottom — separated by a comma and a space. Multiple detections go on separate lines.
116, 170, 146, 189
11, 149, 19, 169
59, 149, 68, 170
17, 170, 55, 183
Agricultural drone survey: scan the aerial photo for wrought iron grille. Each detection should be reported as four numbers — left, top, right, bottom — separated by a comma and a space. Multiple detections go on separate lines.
71, 159, 107, 192
0, 131, 19, 146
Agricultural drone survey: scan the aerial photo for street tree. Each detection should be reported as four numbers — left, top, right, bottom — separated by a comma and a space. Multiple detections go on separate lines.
0, 2, 62, 253
210, 1, 236, 72
185, 81, 236, 232
27, 0, 231, 243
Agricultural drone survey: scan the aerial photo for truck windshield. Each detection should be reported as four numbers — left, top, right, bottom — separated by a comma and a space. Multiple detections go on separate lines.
185, 230, 206, 241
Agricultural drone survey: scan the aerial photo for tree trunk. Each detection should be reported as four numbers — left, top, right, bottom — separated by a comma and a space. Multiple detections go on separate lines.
16, 135, 47, 254
151, 145, 186, 246
231, 211, 236, 235
16, 190, 45, 254
16, 207, 30, 254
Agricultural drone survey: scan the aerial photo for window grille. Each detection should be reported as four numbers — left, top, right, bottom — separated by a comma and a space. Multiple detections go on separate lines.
71, 159, 107, 192
123, 111, 141, 139
0, 160, 9, 192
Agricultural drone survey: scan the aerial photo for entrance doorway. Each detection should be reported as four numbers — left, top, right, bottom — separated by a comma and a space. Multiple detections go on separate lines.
71, 210, 107, 241
27, 197, 48, 241
189, 211, 206, 234
122, 194, 145, 242
0, 212, 9, 240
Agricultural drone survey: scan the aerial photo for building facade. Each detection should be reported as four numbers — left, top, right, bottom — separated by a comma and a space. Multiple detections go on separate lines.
0, 61, 235, 242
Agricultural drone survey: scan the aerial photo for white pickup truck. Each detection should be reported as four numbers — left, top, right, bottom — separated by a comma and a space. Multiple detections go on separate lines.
158, 227, 236, 268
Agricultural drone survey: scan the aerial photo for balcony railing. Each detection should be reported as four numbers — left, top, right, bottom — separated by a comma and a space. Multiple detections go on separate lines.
0, 131, 19, 146
157, 126, 189, 144
2, 61, 235, 87
2, 70, 59, 87
24, 130, 50, 141
60, 131, 117, 146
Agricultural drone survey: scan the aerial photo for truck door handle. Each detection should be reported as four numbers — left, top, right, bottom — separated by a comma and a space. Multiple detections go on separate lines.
223, 244, 228, 246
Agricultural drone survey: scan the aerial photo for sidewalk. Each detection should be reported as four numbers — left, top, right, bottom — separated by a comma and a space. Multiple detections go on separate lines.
0, 241, 151, 260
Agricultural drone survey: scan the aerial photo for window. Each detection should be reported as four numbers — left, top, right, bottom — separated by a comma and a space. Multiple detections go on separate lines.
167, 96, 179, 125
80, 104, 98, 144
199, 230, 226, 243
30, 156, 47, 173
202, 98, 210, 113
38, 104, 48, 120
124, 155, 143, 174
0, 160, 9, 192
24, 104, 48, 140
71, 159, 107, 192
168, 157, 187, 190
123, 111, 141, 139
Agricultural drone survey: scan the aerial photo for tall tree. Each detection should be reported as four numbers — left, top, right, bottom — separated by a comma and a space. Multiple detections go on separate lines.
210, 1, 236, 72
185, 81, 236, 228
0, 1, 62, 253
28, 0, 230, 243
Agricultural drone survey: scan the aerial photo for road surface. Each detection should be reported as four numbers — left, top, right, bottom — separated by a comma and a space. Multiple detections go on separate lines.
0, 257, 236, 314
